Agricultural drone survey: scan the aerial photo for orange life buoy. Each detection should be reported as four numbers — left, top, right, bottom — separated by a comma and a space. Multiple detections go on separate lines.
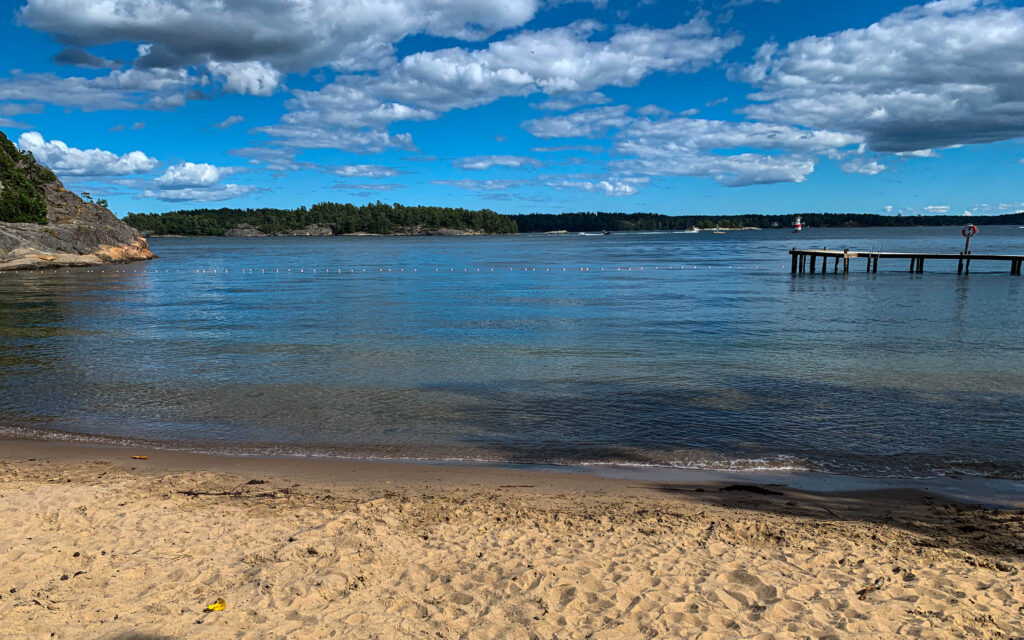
962, 224, 977, 238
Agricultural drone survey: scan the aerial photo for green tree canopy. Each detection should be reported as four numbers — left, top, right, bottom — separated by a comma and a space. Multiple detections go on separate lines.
0, 131, 55, 225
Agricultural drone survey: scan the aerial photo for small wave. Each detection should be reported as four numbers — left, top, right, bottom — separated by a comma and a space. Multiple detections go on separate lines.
576, 455, 812, 473
3, 424, 1022, 481
0, 425, 513, 466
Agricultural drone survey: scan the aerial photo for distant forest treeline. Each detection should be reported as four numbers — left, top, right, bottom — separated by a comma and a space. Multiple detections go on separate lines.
124, 203, 1024, 236
124, 201, 518, 235
509, 211, 1024, 232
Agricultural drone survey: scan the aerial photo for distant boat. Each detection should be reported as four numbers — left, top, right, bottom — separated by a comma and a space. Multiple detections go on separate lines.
712, 231, 726, 235
682, 227, 700, 233
578, 231, 609, 236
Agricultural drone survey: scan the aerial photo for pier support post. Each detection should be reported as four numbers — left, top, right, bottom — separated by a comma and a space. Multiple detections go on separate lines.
786, 249, 1024, 276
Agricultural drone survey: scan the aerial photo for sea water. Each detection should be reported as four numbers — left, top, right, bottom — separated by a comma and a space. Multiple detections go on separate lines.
1, 226, 1022, 480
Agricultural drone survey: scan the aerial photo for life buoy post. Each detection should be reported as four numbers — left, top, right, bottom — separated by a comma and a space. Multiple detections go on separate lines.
959, 224, 978, 274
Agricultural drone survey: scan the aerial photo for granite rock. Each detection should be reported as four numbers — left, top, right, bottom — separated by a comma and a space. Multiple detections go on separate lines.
0, 134, 154, 271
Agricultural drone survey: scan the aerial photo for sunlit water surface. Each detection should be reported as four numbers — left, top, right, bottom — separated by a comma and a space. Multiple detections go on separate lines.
2, 227, 1023, 480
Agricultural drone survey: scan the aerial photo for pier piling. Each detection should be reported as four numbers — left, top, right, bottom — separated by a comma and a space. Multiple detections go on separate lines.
789, 248, 1023, 276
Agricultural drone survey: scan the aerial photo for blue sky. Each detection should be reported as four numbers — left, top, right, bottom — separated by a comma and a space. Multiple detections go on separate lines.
2, 0, 1023, 217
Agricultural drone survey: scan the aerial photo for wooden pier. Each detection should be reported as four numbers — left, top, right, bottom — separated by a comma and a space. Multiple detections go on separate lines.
790, 248, 1024, 275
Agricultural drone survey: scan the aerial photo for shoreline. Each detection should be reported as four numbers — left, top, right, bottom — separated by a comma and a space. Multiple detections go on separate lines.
2, 437, 1022, 637
3, 435, 1023, 509
6, 434, 1024, 509
130, 222, 1024, 240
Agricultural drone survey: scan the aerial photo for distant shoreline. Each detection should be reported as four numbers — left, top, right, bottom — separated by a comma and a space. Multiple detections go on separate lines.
124, 203, 1024, 238
138, 223, 1024, 239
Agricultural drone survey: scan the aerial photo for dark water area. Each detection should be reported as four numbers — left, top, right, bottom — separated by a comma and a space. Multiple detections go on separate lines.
2, 226, 1023, 480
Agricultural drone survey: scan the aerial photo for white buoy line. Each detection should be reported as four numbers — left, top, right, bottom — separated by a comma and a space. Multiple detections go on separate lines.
1, 264, 778, 276
0, 264, 778, 276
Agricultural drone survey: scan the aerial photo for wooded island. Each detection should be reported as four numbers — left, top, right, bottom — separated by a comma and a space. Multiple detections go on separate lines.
126, 205, 1024, 236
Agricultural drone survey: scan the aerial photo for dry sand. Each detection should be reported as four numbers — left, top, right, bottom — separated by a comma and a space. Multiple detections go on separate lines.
1, 439, 1022, 639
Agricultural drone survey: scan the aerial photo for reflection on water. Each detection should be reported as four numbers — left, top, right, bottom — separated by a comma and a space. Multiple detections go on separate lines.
1, 227, 1023, 479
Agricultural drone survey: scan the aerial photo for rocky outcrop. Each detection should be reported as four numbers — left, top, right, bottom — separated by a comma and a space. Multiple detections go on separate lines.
225, 223, 334, 237
225, 223, 268, 237
276, 224, 333, 236
0, 132, 154, 270
392, 226, 486, 236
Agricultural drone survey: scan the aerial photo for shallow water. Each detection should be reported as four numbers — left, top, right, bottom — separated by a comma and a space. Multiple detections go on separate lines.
2, 226, 1023, 479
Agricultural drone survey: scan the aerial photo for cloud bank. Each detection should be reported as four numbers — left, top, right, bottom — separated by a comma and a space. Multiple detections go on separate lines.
17, 131, 159, 176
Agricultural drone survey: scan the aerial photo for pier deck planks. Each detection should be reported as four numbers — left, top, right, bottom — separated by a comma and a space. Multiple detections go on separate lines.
789, 248, 1024, 275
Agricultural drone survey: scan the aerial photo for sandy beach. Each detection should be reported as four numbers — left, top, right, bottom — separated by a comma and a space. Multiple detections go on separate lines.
1, 439, 1022, 639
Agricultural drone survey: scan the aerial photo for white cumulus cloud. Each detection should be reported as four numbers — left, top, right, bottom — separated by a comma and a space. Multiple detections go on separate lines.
207, 61, 282, 96
332, 164, 399, 178
615, 116, 861, 154
143, 183, 258, 202
17, 131, 159, 176
532, 111, 857, 187
433, 179, 521, 191
841, 159, 886, 175
741, 1, 1024, 153
258, 84, 430, 152
964, 201, 1024, 215
617, 153, 815, 187
18, 0, 544, 77
523, 106, 632, 139
456, 155, 541, 170
155, 162, 240, 187
545, 177, 644, 196
0, 68, 196, 112
367, 18, 739, 112
260, 16, 739, 150
214, 115, 244, 129
143, 161, 253, 201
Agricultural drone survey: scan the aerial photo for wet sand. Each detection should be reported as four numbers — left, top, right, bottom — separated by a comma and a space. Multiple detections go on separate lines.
2, 438, 1022, 639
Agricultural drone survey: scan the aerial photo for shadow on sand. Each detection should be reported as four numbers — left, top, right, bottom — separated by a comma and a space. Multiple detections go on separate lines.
651, 481, 1024, 561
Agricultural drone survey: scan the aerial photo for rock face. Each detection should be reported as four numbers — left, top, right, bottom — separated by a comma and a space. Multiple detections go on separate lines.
392, 226, 485, 236
0, 132, 154, 270
225, 223, 268, 237
224, 223, 334, 237
278, 224, 333, 236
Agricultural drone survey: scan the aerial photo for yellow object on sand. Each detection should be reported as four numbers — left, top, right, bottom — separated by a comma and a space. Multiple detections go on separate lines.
204, 598, 226, 612
131, 455, 148, 460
